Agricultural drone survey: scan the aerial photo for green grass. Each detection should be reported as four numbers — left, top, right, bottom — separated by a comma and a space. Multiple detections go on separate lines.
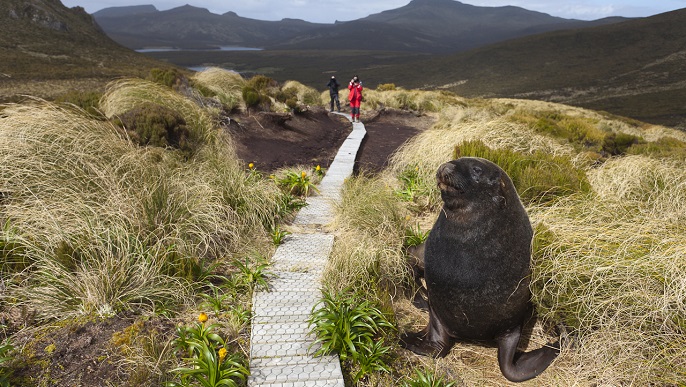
455, 139, 591, 204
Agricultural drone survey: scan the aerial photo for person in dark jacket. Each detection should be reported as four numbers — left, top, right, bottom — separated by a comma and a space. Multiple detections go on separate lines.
326, 75, 341, 112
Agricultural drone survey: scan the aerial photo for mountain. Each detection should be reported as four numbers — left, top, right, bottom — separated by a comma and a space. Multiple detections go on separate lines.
372, 8, 686, 128
0, 0, 170, 98
93, 0, 627, 53
93, 4, 326, 49
268, 0, 625, 52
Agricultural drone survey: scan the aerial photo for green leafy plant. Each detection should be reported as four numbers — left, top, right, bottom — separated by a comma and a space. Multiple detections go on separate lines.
313, 165, 324, 177
167, 315, 248, 387
174, 314, 225, 354
308, 290, 395, 381
242, 85, 270, 113
168, 340, 248, 387
404, 223, 429, 248
277, 171, 319, 197
115, 102, 192, 154
275, 193, 308, 218
199, 284, 233, 315
270, 225, 290, 246
353, 338, 393, 382
402, 369, 456, 387
0, 338, 14, 387
233, 256, 269, 291
396, 165, 424, 202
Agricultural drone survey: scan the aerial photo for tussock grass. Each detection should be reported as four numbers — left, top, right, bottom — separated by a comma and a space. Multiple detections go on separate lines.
327, 91, 686, 385
363, 89, 466, 114
390, 105, 575, 174
191, 67, 245, 110
281, 80, 322, 107
100, 78, 217, 150
0, 100, 283, 320
530, 162, 686, 384
325, 175, 409, 295
457, 140, 591, 204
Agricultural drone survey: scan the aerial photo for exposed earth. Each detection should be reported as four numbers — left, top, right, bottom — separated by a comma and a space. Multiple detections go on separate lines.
228, 107, 435, 174
5, 106, 436, 386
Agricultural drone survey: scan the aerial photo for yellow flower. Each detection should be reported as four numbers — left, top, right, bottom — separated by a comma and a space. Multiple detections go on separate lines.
269, 174, 275, 179
198, 312, 208, 323
248, 162, 254, 169
405, 215, 411, 221
218, 347, 228, 361
315, 165, 321, 171
301, 171, 307, 179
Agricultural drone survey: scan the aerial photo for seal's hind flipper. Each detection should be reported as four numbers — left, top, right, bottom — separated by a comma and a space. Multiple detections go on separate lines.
496, 326, 560, 382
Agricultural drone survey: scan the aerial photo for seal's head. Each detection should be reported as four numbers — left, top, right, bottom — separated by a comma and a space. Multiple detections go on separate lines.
436, 157, 512, 212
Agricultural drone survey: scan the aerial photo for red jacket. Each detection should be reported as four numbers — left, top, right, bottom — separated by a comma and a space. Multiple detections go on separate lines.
348, 82, 363, 103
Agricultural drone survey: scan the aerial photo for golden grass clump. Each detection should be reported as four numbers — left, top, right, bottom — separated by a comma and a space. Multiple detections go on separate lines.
100, 78, 217, 147
280, 80, 322, 106
530, 192, 686, 384
362, 88, 466, 114
191, 67, 245, 110
325, 175, 409, 296
0, 100, 284, 320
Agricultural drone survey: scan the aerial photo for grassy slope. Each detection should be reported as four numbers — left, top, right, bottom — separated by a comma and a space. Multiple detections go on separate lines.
147, 8, 686, 129
0, 70, 327, 386
384, 8, 686, 128
326, 93, 686, 385
0, 0, 174, 99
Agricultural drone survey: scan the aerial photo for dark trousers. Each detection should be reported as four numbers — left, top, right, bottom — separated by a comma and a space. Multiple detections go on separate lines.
330, 94, 341, 111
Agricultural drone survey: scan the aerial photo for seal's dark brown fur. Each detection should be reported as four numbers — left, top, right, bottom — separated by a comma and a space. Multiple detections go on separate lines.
401, 157, 558, 382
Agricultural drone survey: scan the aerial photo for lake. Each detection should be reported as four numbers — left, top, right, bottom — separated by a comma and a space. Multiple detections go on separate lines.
136, 46, 262, 53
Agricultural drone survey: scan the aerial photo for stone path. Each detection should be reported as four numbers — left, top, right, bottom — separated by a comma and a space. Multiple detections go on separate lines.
248, 115, 366, 386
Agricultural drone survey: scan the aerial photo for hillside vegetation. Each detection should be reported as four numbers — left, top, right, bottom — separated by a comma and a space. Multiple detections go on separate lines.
147, 7, 686, 130
0, 68, 328, 386
321, 92, 686, 385
1, 66, 685, 385
0, 0, 174, 100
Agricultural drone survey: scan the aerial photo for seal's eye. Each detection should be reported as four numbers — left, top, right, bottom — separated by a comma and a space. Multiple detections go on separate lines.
470, 166, 483, 181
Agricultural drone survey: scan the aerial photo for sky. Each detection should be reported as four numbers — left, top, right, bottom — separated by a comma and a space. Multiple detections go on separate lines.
60, 0, 686, 23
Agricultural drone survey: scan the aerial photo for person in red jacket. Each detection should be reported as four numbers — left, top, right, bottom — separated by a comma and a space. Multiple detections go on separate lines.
348, 76, 363, 122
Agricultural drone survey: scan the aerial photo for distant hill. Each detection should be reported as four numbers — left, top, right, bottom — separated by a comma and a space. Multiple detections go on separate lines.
0, 0, 170, 98
374, 8, 686, 128
93, 4, 326, 50
93, 0, 626, 53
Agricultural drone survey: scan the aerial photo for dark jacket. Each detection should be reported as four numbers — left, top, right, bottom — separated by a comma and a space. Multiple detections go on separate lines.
326, 78, 340, 95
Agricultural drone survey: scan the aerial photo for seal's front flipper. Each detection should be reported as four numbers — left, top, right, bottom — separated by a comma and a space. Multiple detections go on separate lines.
400, 313, 453, 358
496, 326, 559, 383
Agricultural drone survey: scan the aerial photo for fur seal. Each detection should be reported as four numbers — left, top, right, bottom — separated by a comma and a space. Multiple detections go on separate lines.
400, 157, 558, 382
